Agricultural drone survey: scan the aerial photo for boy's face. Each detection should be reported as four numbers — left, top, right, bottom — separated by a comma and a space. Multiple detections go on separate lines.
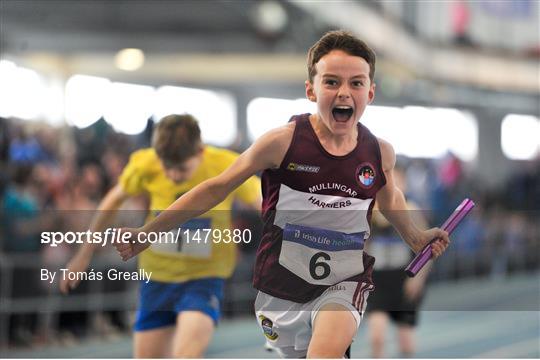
306, 49, 375, 136
161, 154, 202, 184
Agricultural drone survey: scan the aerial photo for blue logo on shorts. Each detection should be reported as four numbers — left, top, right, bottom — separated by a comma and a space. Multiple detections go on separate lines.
259, 315, 278, 340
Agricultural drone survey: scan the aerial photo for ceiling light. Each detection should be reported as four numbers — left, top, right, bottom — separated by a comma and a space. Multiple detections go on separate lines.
254, 0, 288, 35
114, 48, 145, 71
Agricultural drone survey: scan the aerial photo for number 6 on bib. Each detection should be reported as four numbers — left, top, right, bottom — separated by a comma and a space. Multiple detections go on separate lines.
279, 223, 366, 285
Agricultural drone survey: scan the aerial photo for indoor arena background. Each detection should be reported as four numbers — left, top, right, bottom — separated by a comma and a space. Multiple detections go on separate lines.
1, 1, 539, 358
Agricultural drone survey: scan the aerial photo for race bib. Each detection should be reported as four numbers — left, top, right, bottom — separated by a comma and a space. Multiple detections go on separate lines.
279, 223, 365, 285
151, 218, 212, 258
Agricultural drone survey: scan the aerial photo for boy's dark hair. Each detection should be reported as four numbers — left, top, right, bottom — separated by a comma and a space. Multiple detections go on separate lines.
152, 114, 203, 167
307, 30, 376, 83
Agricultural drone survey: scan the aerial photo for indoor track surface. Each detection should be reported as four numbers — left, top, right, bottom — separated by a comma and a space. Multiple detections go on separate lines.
3, 272, 539, 358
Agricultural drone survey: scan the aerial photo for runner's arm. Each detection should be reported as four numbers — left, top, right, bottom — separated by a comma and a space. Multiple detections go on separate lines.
140, 125, 292, 234
375, 138, 449, 255
60, 184, 130, 293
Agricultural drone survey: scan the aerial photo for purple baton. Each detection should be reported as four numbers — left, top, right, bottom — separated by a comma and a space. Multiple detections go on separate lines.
405, 198, 475, 277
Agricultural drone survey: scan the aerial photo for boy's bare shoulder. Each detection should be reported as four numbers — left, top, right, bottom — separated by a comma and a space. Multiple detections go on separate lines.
250, 122, 296, 169
259, 121, 296, 147
376, 137, 396, 172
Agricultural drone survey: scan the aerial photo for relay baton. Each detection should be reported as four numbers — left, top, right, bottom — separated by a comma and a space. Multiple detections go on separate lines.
405, 198, 475, 277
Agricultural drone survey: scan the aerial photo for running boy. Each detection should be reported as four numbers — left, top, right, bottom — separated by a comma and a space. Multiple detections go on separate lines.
115, 31, 449, 358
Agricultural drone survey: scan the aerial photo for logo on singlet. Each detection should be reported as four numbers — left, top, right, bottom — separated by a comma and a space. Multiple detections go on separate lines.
356, 163, 376, 188
259, 315, 278, 340
287, 162, 320, 173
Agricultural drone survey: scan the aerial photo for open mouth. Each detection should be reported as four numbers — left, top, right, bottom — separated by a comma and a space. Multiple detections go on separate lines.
332, 106, 354, 122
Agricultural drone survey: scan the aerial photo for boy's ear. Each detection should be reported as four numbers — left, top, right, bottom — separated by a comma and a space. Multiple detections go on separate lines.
367, 83, 376, 104
305, 80, 316, 102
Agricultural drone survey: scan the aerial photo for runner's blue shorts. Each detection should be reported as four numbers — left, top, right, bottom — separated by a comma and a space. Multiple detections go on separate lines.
134, 278, 224, 331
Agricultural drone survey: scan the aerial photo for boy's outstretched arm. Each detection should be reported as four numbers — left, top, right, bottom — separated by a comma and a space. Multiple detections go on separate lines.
375, 138, 449, 257
60, 184, 130, 293
115, 125, 294, 261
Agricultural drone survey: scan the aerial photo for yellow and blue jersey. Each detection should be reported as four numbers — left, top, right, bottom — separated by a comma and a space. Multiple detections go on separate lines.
119, 146, 260, 283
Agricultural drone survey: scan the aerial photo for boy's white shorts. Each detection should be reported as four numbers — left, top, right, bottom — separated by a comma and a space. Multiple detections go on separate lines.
254, 281, 374, 358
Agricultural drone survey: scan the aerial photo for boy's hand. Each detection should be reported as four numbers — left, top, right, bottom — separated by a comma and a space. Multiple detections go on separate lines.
113, 228, 151, 261
60, 252, 91, 294
413, 228, 450, 258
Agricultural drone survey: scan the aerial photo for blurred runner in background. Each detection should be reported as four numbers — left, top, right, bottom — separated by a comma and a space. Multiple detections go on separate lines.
60, 114, 261, 357
366, 167, 430, 358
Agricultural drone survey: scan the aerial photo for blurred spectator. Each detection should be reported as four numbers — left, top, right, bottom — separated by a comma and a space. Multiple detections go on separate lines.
8, 127, 49, 164
403, 158, 432, 210
451, 0, 473, 46
505, 160, 540, 211
452, 210, 486, 277
1, 117, 9, 162
1, 165, 42, 251
1, 164, 43, 346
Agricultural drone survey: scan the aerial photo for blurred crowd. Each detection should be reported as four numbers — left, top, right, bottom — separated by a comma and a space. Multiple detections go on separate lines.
396, 155, 539, 280
0, 116, 538, 348
1, 117, 143, 347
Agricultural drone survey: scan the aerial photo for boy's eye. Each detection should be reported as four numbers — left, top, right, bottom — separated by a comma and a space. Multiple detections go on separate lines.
325, 79, 338, 86
352, 81, 364, 87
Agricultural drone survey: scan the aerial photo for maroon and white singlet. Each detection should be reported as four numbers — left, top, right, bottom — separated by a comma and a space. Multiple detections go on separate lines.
253, 113, 387, 303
